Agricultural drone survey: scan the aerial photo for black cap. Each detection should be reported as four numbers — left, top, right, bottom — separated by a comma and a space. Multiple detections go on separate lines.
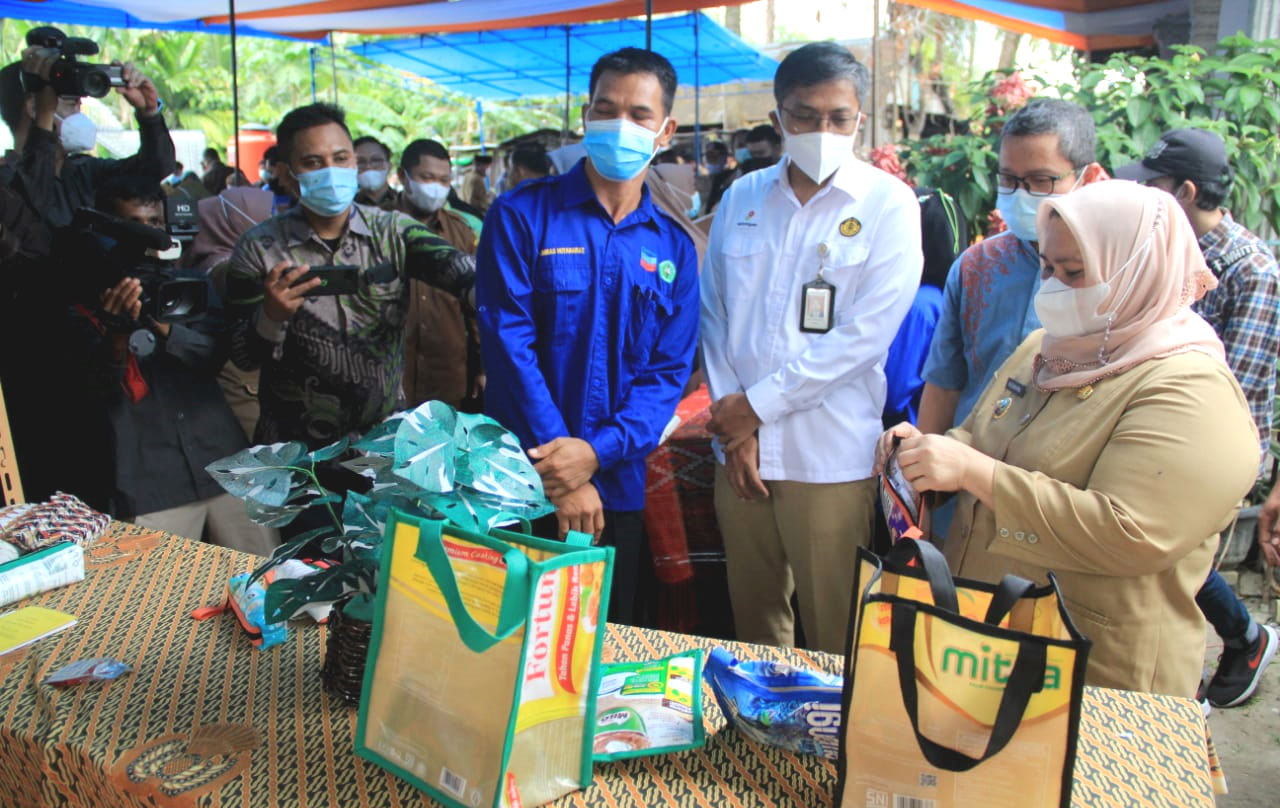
1114, 128, 1233, 186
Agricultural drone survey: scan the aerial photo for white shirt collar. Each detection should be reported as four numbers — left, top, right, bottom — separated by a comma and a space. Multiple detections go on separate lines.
771, 155, 865, 205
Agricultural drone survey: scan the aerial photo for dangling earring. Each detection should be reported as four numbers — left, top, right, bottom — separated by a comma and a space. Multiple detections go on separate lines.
1097, 315, 1115, 366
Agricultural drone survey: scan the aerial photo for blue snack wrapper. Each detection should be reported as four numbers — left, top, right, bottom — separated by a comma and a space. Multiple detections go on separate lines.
703, 646, 844, 759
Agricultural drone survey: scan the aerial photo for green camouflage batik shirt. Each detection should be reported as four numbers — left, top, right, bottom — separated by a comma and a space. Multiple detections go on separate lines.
225, 203, 474, 447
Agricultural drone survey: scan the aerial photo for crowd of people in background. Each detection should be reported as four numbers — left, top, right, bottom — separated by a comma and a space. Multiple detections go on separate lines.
0, 32, 1276, 714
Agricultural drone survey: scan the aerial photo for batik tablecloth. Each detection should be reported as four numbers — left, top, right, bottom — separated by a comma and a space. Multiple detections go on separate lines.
0, 523, 1216, 807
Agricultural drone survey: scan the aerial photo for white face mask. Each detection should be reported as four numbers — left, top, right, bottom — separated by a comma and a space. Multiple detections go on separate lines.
407, 179, 450, 213
56, 112, 97, 154
356, 169, 387, 192
1033, 277, 1112, 338
1033, 230, 1154, 338
779, 112, 858, 184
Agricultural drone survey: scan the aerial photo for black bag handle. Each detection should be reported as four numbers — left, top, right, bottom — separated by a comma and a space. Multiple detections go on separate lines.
983, 574, 1037, 625
889, 604, 1047, 772
883, 537, 959, 614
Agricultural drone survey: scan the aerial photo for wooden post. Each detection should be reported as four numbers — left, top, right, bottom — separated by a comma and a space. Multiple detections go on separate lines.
0, 378, 25, 506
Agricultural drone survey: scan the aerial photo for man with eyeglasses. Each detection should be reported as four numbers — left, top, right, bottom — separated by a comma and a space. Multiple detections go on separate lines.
700, 42, 922, 653
918, 99, 1106, 438
353, 136, 398, 210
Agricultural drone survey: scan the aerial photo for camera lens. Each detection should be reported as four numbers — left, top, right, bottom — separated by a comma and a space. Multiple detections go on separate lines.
80, 67, 110, 99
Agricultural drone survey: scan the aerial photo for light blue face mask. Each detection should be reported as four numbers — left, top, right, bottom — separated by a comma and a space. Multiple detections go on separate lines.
995, 172, 1083, 242
686, 191, 702, 219
294, 165, 359, 217
583, 116, 668, 182
735, 147, 751, 163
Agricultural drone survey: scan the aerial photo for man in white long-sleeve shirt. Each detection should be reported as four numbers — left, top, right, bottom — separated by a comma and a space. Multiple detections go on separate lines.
701, 42, 922, 652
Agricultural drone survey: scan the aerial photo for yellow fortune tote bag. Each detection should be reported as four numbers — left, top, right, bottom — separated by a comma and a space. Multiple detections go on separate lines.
356, 511, 613, 808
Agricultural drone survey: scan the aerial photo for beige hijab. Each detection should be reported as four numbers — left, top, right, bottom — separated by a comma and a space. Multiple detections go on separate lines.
1033, 180, 1224, 391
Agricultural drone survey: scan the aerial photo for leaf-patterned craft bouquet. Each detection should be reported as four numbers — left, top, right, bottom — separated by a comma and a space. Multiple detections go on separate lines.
205, 401, 554, 625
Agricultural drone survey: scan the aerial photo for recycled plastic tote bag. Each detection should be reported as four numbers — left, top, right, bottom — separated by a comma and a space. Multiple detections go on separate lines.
356, 511, 614, 808
837, 540, 1090, 808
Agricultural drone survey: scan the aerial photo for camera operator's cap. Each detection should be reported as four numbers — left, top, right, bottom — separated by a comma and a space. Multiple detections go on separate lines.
1114, 128, 1232, 186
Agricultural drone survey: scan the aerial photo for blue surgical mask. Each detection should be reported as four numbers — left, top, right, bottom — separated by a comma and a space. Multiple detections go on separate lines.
995, 172, 1082, 242
583, 116, 668, 182
735, 147, 751, 163
686, 191, 702, 219
995, 188, 1052, 242
293, 166, 359, 217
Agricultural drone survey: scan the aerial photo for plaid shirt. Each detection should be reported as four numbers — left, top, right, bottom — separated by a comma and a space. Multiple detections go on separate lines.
1193, 213, 1280, 466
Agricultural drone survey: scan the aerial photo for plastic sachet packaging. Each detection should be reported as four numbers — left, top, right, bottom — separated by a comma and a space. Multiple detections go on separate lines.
704, 647, 844, 758
592, 650, 705, 761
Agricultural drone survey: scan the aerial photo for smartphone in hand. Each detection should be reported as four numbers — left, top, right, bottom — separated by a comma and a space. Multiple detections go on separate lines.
293, 264, 359, 296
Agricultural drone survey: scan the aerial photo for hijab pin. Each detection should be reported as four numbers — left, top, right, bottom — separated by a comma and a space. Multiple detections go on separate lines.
1076, 384, 1095, 400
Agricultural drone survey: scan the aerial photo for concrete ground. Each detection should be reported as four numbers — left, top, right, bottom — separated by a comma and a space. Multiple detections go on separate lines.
1205, 567, 1279, 806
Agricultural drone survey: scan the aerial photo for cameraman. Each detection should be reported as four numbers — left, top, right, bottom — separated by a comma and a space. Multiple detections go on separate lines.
0, 40, 175, 231
71, 176, 276, 553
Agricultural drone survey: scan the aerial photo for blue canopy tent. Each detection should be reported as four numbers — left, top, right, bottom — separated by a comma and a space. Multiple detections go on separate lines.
351, 11, 779, 162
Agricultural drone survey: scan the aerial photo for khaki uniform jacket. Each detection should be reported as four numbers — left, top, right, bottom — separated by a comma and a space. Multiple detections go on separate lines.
944, 331, 1258, 697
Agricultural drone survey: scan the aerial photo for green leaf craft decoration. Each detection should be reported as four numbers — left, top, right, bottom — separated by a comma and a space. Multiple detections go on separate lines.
206, 401, 554, 628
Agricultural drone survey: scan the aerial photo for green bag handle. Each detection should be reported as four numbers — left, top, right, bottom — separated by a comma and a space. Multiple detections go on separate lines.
414, 518, 532, 653
564, 530, 593, 547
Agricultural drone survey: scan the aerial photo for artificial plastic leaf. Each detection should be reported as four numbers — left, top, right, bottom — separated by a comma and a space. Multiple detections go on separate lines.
392, 400, 459, 493
457, 422, 546, 503
245, 498, 310, 529
421, 487, 550, 533
249, 528, 336, 583
351, 414, 405, 456
205, 442, 311, 507
307, 437, 351, 464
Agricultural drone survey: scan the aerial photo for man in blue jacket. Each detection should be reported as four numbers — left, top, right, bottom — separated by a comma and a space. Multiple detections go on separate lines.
477, 47, 699, 625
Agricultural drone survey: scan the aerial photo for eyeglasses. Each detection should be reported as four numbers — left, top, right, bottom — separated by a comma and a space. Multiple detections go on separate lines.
356, 157, 389, 171
779, 106, 864, 135
996, 169, 1079, 197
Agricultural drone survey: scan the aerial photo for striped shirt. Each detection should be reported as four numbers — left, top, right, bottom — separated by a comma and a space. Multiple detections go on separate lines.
1194, 213, 1280, 467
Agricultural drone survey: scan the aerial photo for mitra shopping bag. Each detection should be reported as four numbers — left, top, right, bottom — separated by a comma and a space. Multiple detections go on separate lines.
837, 540, 1090, 808
356, 511, 613, 808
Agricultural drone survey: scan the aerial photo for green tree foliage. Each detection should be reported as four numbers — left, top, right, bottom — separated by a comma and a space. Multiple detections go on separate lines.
896, 35, 1280, 240
0, 20, 571, 159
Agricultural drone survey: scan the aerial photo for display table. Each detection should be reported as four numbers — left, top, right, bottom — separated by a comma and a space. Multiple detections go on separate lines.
0, 523, 1218, 807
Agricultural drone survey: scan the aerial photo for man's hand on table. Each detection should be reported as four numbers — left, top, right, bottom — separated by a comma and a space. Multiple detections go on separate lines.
530, 436, 599, 499
551, 482, 605, 541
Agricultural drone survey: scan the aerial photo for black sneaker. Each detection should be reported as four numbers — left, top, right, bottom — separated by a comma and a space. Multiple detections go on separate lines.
1206, 623, 1279, 708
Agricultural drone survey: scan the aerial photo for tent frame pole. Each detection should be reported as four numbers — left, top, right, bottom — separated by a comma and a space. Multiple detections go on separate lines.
871, 0, 880, 148
329, 35, 339, 104
646, 0, 653, 50
229, 0, 241, 178
563, 26, 571, 145
693, 11, 701, 178
310, 46, 318, 102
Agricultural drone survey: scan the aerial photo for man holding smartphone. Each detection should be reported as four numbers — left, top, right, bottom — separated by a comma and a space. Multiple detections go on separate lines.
225, 103, 475, 447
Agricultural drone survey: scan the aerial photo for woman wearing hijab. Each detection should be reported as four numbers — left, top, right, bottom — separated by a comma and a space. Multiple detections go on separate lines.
876, 181, 1258, 697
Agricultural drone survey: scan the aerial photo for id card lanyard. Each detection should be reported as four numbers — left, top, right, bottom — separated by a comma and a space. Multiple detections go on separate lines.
800, 241, 836, 333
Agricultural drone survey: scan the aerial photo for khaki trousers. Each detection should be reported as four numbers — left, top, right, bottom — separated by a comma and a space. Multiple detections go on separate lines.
135, 493, 280, 557
715, 467, 876, 653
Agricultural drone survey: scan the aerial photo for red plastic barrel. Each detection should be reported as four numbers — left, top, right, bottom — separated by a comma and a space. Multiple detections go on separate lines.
227, 125, 276, 183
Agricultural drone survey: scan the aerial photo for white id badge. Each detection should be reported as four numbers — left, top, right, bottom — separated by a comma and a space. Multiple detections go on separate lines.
800, 279, 836, 333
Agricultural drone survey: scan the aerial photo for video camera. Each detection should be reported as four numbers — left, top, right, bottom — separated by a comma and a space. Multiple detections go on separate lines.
21, 26, 125, 99
73, 207, 208, 356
